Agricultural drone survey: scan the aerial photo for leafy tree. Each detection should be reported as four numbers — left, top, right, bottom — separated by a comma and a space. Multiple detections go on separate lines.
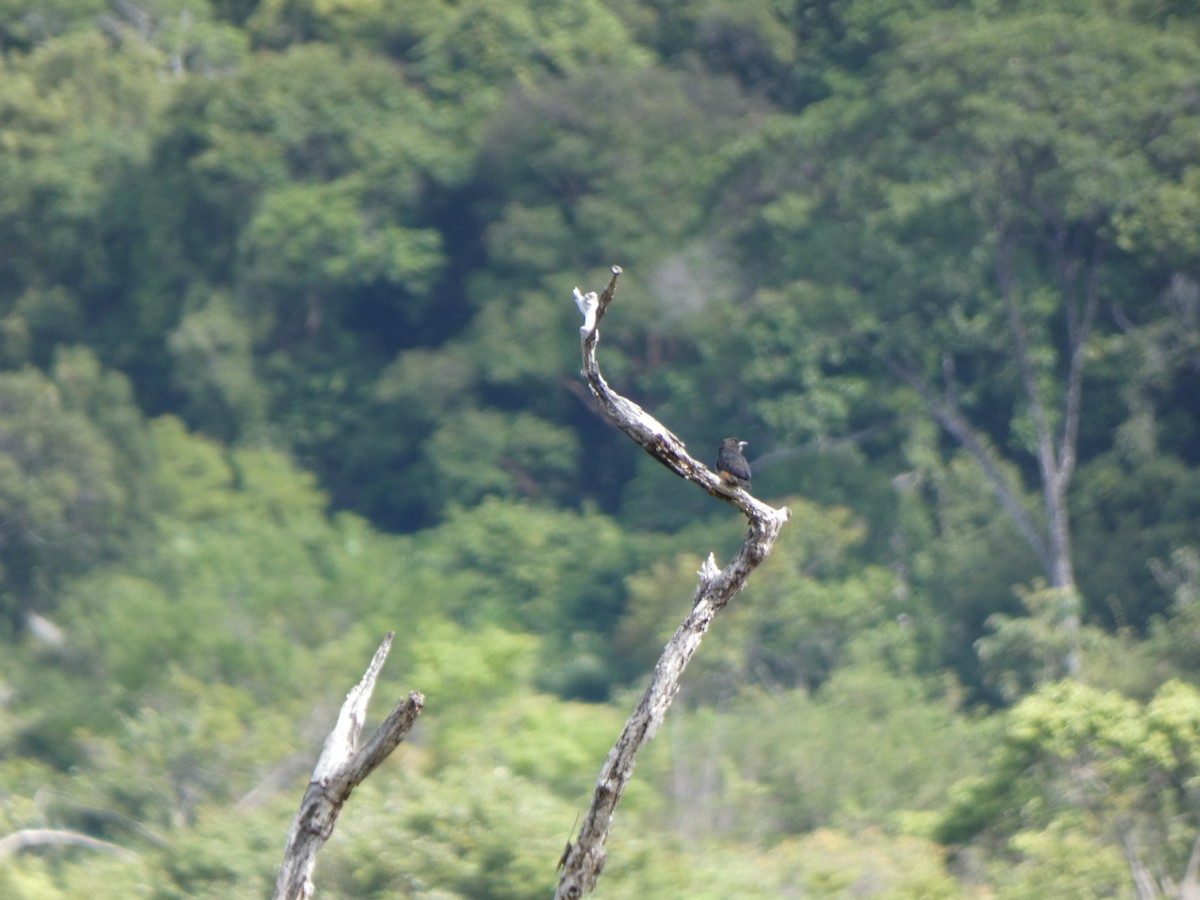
247, 0, 651, 137
420, 63, 773, 519
410, 498, 663, 699
0, 356, 146, 629
0, 31, 170, 365
625, 0, 966, 110
103, 0, 248, 76
577, 660, 988, 894
3, 2, 1200, 895
939, 679, 1200, 897
384, 0, 652, 117
990, 822, 1130, 900
972, 580, 1168, 702
422, 408, 580, 508
132, 42, 470, 516
166, 291, 270, 443
0, 0, 108, 50
168, 40, 458, 314
617, 498, 921, 693
706, 10, 1200, 677
1072, 453, 1200, 626
1144, 548, 1200, 683
238, 178, 443, 346
476, 64, 766, 280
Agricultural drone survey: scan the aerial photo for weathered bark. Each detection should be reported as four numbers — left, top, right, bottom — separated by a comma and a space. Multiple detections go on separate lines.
274, 632, 424, 900
555, 268, 791, 899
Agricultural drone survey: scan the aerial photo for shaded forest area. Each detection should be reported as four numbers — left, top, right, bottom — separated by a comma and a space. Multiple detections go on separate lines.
2, 0, 1200, 896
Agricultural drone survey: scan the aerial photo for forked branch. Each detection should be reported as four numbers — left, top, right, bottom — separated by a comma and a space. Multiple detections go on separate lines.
556, 267, 790, 899
274, 632, 424, 900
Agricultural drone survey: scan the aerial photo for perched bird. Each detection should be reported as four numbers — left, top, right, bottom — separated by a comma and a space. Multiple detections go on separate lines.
716, 437, 751, 490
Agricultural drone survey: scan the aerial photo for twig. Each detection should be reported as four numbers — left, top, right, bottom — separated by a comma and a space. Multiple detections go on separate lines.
556, 267, 790, 898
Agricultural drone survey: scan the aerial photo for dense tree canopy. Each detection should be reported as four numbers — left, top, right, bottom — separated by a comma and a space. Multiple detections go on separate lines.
1, 0, 1199, 896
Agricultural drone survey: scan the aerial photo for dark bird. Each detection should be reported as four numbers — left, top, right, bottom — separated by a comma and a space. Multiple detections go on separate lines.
716, 437, 751, 490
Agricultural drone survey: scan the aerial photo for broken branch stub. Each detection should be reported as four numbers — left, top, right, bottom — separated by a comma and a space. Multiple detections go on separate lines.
274, 632, 424, 900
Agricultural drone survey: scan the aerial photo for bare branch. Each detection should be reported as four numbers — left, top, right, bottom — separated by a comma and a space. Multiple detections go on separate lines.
1058, 241, 1102, 486
1117, 821, 1160, 900
274, 632, 424, 900
884, 354, 1052, 573
556, 267, 790, 899
0, 828, 139, 861
997, 232, 1059, 487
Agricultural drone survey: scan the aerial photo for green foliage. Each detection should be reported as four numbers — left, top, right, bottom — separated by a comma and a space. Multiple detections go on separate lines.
0, 357, 146, 627
939, 679, 1200, 893
717, 9, 1200, 437
416, 498, 641, 634
0, 853, 154, 900
700, 668, 991, 836
993, 823, 1129, 900
596, 825, 966, 898
703, 9, 1200, 665
80, 673, 292, 830
0, 0, 109, 49
1118, 167, 1200, 270
0, 31, 170, 364
1072, 452, 1200, 627
167, 291, 270, 442
976, 582, 1086, 701
407, 621, 540, 714
619, 498, 925, 695
423, 408, 580, 508
394, 0, 652, 118
329, 767, 567, 898
741, 502, 908, 690
153, 802, 288, 898
239, 178, 443, 319
478, 64, 764, 267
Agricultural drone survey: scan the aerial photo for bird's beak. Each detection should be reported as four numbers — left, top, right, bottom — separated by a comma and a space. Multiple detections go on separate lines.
739, 441, 749, 450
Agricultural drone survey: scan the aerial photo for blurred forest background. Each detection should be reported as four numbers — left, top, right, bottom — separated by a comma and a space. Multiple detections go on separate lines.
2, 0, 1200, 896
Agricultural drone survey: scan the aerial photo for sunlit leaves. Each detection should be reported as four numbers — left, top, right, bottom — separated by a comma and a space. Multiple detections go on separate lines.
419, 497, 636, 636
939, 679, 1200, 889
423, 408, 580, 508
1117, 167, 1200, 270
238, 179, 443, 325
167, 292, 270, 442
0, 363, 137, 623
0, 32, 168, 351
479, 64, 765, 273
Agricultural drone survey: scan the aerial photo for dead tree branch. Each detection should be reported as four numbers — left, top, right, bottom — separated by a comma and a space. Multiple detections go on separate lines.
0, 828, 139, 861
556, 267, 791, 899
274, 631, 424, 900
